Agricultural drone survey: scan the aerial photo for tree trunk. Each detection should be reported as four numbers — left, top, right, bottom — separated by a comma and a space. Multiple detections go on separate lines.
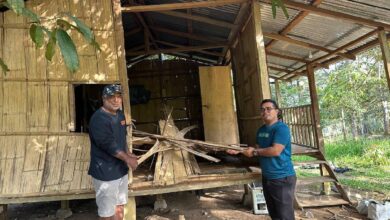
341, 108, 347, 140
351, 113, 359, 140
383, 101, 390, 136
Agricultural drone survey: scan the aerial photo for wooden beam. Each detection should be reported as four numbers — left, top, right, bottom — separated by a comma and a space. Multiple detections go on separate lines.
220, 2, 250, 64
157, 10, 236, 29
274, 0, 390, 31
126, 44, 226, 56
167, 52, 218, 64
187, 8, 193, 46
253, 1, 271, 99
128, 44, 145, 52
265, 0, 323, 50
378, 30, 390, 91
267, 51, 328, 69
264, 32, 356, 60
274, 79, 282, 107
122, 0, 248, 12
268, 65, 293, 73
149, 26, 228, 44
311, 29, 378, 66
144, 29, 150, 52
124, 27, 141, 38
306, 64, 325, 153
289, 30, 382, 77
134, 13, 159, 49
156, 40, 224, 57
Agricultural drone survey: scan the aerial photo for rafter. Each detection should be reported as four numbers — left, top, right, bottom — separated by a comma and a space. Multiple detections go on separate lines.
155, 40, 224, 57
220, 2, 250, 64
156, 10, 236, 29
126, 44, 226, 56
263, 0, 390, 30
264, 32, 356, 60
122, 0, 248, 12
124, 27, 141, 38
149, 26, 228, 44
265, 0, 323, 50
266, 51, 328, 69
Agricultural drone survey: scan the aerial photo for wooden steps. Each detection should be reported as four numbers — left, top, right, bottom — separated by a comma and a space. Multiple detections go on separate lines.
294, 152, 352, 209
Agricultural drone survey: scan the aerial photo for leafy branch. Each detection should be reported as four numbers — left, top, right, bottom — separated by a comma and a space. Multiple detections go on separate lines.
0, 0, 100, 74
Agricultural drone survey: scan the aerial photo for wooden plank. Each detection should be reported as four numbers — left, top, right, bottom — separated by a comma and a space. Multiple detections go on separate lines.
149, 26, 228, 44
278, 0, 390, 31
199, 66, 239, 144
122, 0, 248, 12
296, 194, 349, 208
156, 10, 236, 29
156, 40, 224, 57
27, 82, 49, 132
378, 30, 390, 91
3, 82, 27, 132
91, 0, 114, 30
126, 44, 226, 56
48, 83, 70, 132
1, 136, 25, 194
307, 64, 324, 152
3, 29, 26, 79
95, 30, 119, 81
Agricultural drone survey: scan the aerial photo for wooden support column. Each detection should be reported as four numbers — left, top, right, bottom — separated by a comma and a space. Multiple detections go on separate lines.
378, 29, 390, 91
113, 1, 136, 219
307, 64, 329, 194
274, 79, 282, 107
252, 1, 271, 99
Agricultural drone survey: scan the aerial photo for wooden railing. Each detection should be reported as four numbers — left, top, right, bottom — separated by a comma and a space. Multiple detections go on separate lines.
281, 105, 318, 149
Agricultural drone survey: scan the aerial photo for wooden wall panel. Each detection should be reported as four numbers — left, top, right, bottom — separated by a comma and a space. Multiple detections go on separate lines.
96, 31, 119, 81
49, 83, 70, 132
91, 0, 114, 31
2, 82, 27, 132
27, 83, 49, 132
3, 29, 26, 79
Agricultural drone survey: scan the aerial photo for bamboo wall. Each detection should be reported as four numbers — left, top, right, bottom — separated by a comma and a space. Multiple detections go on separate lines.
0, 0, 122, 197
129, 60, 203, 139
231, 15, 265, 145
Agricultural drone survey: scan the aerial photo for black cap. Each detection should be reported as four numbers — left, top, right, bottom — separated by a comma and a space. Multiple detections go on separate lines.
102, 84, 122, 97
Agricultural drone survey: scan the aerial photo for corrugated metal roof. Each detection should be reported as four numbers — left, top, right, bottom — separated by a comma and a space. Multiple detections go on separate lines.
122, 0, 390, 80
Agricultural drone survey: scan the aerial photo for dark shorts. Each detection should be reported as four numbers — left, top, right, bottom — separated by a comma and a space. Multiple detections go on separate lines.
262, 175, 296, 220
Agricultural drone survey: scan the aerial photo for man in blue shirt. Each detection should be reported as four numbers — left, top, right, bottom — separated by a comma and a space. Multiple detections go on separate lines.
88, 84, 138, 220
228, 99, 296, 220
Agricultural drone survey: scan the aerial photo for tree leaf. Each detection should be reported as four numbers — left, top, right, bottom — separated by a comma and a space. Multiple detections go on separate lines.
65, 13, 93, 43
0, 58, 10, 75
56, 29, 79, 73
271, 0, 277, 19
277, 0, 289, 19
45, 30, 57, 61
56, 19, 72, 31
29, 24, 44, 48
6, 0, 24, 15
21, 7, 39, 22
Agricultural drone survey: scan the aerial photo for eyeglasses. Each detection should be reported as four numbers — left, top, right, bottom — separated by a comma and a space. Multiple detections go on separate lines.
260, 107, 276, 112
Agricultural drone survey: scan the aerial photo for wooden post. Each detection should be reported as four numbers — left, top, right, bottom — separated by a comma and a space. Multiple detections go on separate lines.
306, 64, 324, 153
306, 64, 329, 194
378, 29, 390, 92
113, 1, 136, 219
252, 1, 271, 100
275, 79, 282, 107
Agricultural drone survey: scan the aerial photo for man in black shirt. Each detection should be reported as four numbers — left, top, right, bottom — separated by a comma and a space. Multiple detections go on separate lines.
88, 84, 138, 220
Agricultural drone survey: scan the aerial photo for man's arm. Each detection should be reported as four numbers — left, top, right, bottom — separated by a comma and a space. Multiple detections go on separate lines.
115, 151, 138, 170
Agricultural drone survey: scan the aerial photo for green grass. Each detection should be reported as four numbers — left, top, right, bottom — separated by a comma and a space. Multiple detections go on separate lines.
293, 138, 390, 195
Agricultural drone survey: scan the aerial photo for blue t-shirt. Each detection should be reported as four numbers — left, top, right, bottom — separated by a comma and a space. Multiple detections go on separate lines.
88, 108, 129, 181
256, 121, 295, 179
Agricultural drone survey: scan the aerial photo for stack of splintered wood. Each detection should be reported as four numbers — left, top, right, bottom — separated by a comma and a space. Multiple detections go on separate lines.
133, 112, 245, 186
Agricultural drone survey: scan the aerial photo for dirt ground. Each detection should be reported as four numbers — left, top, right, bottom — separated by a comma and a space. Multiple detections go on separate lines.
7, 185, 368, 220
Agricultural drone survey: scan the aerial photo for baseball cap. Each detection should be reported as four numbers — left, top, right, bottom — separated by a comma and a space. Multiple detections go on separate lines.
102, 84, 122, 97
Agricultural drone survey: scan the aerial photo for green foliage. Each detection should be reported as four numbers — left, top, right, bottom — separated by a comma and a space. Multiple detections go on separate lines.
271, 0, 289, 19
0, 1, 99, 74
56, 29, 79, 73
325, 138, 390, 168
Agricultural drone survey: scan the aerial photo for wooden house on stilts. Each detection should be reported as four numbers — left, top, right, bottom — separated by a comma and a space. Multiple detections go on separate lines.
0, 0, 390, 219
